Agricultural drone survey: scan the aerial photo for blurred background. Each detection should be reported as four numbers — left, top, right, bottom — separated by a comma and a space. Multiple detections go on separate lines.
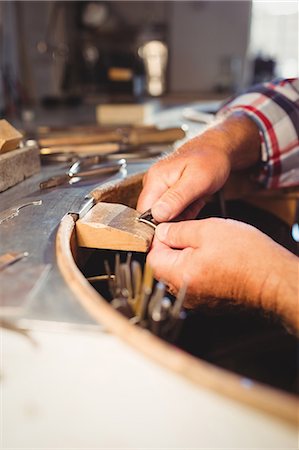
0, 0, 298, 122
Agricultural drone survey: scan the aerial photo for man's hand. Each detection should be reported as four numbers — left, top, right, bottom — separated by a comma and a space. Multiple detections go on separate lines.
137, 136, 231, 222
137, 113, 261, 222
147, 219, 299, 331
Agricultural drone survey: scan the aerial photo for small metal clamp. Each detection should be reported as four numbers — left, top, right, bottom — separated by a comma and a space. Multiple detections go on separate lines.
137, 209, 158, 229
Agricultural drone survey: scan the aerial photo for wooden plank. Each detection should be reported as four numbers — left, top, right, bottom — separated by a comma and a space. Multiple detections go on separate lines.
96, 102, 155, 125
39, 127, 185, 147
0, 120, 23, 154
40, 142, 120, 155
76, 202, 154, 252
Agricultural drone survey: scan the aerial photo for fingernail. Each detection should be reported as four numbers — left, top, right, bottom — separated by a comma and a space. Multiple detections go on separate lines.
152, 202, 172, 222
156, 223, 170, 242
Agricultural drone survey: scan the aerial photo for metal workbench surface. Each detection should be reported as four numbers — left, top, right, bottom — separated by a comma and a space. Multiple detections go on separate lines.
0, 160, 150, 325
0, 103, 207, 326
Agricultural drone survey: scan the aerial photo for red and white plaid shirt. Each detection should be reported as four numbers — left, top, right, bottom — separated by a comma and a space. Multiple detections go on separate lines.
219, 78, 299, 189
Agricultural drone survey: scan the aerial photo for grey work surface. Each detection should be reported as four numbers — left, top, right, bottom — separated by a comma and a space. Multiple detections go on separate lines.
0, 161, 150, 326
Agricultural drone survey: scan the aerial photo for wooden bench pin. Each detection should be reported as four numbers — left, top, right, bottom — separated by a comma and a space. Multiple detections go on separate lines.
76, 202, 155, 252
0, 119, 23, 154
0, 120, 40, 192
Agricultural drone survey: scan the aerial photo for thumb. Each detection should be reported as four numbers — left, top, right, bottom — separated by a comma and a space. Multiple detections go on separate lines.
151, 172, 203, 222
156, 220, 202, 249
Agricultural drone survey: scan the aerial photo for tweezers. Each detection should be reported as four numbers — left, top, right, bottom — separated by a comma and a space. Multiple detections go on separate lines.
40, 158, 126, 189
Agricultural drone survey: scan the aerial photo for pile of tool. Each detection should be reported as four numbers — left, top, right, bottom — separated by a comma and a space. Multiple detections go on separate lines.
36, 124, 186, 189
88, 253, 187, 343
37, 124, 186, 162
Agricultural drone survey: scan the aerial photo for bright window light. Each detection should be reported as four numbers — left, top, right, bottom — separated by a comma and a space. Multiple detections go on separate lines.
249, 1, 299, 78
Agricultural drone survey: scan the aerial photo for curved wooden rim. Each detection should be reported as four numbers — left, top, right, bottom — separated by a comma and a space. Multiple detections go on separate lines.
56, 173, 298, 425
56, 174, 298, 425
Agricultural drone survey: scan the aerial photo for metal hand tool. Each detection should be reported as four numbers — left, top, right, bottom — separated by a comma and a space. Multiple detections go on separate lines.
110, 257, 135, 318
159, 283, 188, 341
131, 260, 142, 312
40, 151, 78, 164
104, 260, 115, 298
148, 282, 166, 317
114, 253, 122, 297
137, 263, 154, 321
67, 195, 95, 220
137, 209, 158, 229
40, 157, 126, 189
171, 282, 188, 318
125, 251, 132, 268
86, 274, 115, 283
108, 143, 171, 160
104, 255, 135, 315
39, 143, 170, 163
0, 200, 42, 224
0, 251, 28, 271
150, 297, 171, 337
291, 199, 299, 246
101, 255, 187, 342
110, 297, 134, 318
120, 263, 133, 302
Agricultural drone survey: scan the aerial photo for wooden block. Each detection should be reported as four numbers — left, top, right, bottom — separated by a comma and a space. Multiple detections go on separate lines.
96, 103, 155, 126
0, 145, 40, 192
76, 202, 155, 252
0, 120, 23, 154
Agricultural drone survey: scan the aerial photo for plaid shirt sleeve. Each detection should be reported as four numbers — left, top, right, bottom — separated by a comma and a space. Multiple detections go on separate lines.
218, 78, 299, 189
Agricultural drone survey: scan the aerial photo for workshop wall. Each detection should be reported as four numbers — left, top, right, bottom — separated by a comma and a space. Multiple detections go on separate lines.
169, 1, 252, 92
0, 0, 252, 106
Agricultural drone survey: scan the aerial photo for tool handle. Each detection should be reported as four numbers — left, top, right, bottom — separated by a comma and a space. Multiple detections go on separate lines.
41, 143, 120, 154
39, 127, 185, 147
129, 127, 186, 145
71, 159, 126, 178
39, 133, 122, 147
39, 174, 69, 189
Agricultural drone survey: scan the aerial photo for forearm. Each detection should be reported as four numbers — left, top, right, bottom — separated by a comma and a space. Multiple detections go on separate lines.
214, 113, 261, 170
200, 112, 261, 172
